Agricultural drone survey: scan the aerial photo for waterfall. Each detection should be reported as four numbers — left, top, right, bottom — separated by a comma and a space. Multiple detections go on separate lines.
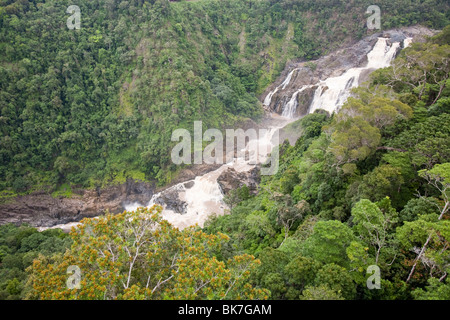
44, 35, 413, 233
141, 168, 227, 229
270, 37, 410, 118
366, 38, 401, 69
403, 38, 413, 48
123, 117, 285, 229
281, 85, 313, 118
308, 37, 404, 114
263, 68, 299, 106
281, 92, 299, 118
263, 87, 278, 106
281, 68, 299, 89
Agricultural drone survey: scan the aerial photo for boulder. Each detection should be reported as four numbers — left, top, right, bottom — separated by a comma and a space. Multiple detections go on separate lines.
217, 167, 260, 196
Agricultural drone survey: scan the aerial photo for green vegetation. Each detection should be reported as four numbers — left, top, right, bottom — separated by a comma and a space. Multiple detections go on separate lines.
204, 27, 450, 300
0, 0, 449, 301
0, 223, 72, 299
0, 0, 448, 194
25, 205, 269, 300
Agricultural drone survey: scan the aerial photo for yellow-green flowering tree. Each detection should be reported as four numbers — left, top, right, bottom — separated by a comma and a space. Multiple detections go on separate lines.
25, 205, 268, 300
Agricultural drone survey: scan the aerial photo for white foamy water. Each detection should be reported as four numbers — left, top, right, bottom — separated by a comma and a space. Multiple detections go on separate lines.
268, 37, 411, 117
42, 37, 412, 232
281, 85, 313, 118
403, 38, 413, 48
124, 119, 285, 229
281, 68, 299, 89
308, 38, 402, 114
263, 87, 278, 106
147, 166, 228, 229
38, 222, 82, 233
263, 68, 299, 106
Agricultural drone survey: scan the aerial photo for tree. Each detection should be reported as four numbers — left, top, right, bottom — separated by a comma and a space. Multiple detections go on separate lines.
327, 91, 413, 166
328, 116, 381, 166
260, 272, 286, 299
412, 277, 450, 300
400, 197, 440, 223
313, 263, 356, 300
346, 241, 372, 284
300, 284, 344, 300
357, 165, 405, 205
351, 198, 398, 265
223, 185, 250, 210
397, 214, 450, 284
275, 195, 309, 245
253, 247, 289, 283
6, 278, 22, 296
403, 163, 450, 283
388, 114, 450, 169
389, 43, 450, 104
284, 255, 321, 295
25, 205, 269, 300
301, 220, 355, 267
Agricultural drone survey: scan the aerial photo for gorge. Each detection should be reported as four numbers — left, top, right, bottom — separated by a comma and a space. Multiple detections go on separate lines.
0, 27, 432, 232
123, 29, 417, 230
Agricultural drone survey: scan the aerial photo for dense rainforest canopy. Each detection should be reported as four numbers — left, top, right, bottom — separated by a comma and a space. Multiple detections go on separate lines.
204, 27, 450, 300
0, 0, 449, 196
0, 0, 449, 301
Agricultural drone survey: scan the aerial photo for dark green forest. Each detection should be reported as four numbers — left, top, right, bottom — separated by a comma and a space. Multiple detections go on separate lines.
0, 0, 449, 196
0, 0, 449, 301
204, 28, 450, 299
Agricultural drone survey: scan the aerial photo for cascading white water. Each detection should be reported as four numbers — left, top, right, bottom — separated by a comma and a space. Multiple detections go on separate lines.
38, 221, 83, 233
367, 38, 401, 68
281, 85, 313, 118
281, 91, 299, 118
42, 36, 413, 233
122, 116, 285, 229
308, 37, 402, 114
272, 37, 410, 117
403, 38, 413, 48
144, 167, 228, 229
263, 68, 299, 106
263, 87, 278, 106
281, 68, 299, 90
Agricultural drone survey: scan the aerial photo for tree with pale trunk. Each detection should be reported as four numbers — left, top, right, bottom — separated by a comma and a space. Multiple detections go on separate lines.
25, 205, 269, 300
398, 163, 450, 283
351, 198, 398, 266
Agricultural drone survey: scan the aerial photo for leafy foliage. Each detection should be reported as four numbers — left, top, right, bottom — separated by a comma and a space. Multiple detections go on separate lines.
0, 0, 448, 192
0, 224, 71, 299
1, 0, 450, 301
205, 27, 450, 300
25, 205, 269, 300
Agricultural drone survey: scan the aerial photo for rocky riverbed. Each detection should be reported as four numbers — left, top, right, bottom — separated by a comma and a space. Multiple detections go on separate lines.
0, 26, 436, 231
0, 163, 221, 228
262, 26, 437, 117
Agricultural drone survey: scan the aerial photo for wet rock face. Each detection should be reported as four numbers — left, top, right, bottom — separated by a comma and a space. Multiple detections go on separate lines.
0, 161, 227, 227
262, 34, 378, 117
0, 179, 155, 228
261, 27, 436, 118
217, 167, 261, 196
152, 188, 189, 215
159, 163, 222, 192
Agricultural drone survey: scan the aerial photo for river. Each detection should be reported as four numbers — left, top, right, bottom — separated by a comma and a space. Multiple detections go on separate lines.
39, 36, 412, 232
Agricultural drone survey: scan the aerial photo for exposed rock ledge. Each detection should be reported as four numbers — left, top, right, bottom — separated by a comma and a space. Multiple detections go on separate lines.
0, 179, 154, 228
261, 26, 438, 117
217, 166, 261, 196
0, 163, 222, 228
